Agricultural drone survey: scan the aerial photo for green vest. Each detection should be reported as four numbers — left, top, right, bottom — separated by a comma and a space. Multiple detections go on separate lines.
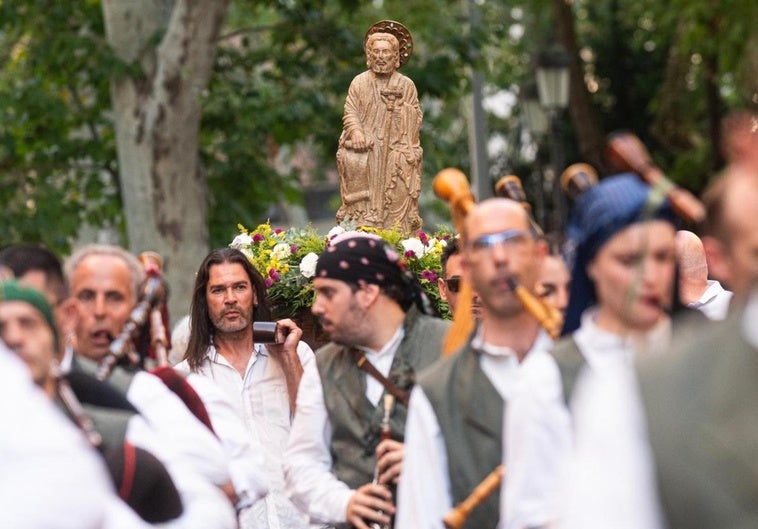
316, 307, 449, 489
419, 343, 503, 529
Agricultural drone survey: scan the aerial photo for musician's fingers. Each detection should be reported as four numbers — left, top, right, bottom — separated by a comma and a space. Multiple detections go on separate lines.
375, 438, 402, 457
378, 460, 403, 485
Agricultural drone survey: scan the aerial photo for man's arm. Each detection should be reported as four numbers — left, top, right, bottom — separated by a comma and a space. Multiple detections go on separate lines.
283, 359, 354, 523
394, 386, 452, 529
266, 317, 307, 413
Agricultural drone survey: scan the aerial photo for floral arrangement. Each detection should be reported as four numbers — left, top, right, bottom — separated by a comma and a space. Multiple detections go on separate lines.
230, 221, 455, 318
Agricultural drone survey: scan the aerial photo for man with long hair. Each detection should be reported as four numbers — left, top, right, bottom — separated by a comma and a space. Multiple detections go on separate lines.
178, 247, 315, 529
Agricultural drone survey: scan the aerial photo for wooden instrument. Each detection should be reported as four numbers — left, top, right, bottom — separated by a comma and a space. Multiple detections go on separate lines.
560, 163, 598, 199
370, 394, 395, 529
433, 168, 476, 356
606, 132, 706, 224
494, 174, 545, 237
494, 175, 531, 211
442, 465, 504, 529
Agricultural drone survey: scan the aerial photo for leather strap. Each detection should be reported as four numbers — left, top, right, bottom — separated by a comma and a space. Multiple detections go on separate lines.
351, 348, 410, 407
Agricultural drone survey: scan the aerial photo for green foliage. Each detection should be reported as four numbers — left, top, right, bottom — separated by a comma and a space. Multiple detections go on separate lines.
1, 0, 754, 256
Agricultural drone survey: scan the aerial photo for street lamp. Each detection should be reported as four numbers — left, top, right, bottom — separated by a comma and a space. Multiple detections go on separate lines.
536, 41, 571, 234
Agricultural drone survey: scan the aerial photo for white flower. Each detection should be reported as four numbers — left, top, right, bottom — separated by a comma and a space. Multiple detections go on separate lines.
401, 237, 426, 257
299, 252, 319, 278
327, 226, 345, 240
271, 243, 291, 261
230, 233, 253, 249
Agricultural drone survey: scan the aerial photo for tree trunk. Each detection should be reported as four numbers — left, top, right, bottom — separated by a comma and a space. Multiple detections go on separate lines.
553, 0, 607, 174
102, 0, 230, 323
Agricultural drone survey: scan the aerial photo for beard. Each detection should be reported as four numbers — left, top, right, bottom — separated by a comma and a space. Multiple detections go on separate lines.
369, 58, 396, 75
212, 305, 253, 334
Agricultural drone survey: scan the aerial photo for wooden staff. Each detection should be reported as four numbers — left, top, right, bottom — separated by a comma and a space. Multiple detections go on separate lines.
442, 465, 504, 529
606, 132, 706, 224
560, 162, 598, 199
433, 168, 476, 356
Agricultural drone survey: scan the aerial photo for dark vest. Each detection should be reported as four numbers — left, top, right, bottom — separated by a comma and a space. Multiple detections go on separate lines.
316, 307, 449, 489
419, 343, 503, 529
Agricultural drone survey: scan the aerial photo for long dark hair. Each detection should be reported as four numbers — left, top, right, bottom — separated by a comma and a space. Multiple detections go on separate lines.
185, 248, 271, 371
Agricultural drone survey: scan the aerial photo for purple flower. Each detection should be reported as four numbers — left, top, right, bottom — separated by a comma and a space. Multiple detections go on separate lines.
264, 277, 274, 288
417, 231, 429, 245
290, 244, 298, 254
274, 228, 283, 234
404, 250, 415, 259
252, 233, 264, 243
421, 269, 437, 282
268, 268, 280, 282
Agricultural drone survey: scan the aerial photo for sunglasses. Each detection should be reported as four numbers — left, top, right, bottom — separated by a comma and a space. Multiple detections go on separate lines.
444, 276, 461, 293
469, 229, 532, 252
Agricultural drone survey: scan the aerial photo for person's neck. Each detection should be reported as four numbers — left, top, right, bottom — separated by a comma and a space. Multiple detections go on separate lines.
679, 277, 709, 305
479, 310, 541, 362
362, 304, 406, 352
213, 327, 254, 360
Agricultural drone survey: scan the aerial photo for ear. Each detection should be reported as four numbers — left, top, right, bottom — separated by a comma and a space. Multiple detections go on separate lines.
355, 283, 381, 309
702, 235, 731, 284
437, 276, 449, 302
57, 298, 79, 337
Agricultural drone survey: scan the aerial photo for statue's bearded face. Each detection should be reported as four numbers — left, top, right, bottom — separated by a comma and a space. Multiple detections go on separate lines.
367, 38, 398, 75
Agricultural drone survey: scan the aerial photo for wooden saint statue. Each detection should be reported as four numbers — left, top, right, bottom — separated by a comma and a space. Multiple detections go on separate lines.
336, 20, 423, 233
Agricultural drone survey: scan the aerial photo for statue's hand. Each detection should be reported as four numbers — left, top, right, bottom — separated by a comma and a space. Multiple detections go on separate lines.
349, 131, 373, 152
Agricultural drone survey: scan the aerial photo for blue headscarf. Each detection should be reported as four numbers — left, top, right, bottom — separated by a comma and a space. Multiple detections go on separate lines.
562, 173, 678, 335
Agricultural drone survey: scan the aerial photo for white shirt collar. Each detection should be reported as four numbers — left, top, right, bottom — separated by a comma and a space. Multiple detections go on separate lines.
359, 324, 404, 359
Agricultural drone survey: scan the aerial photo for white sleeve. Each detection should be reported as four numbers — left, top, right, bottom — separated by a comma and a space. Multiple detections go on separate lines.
283, 356, 353, 524
186, 372, 269, 502
502, 353, 572, 529
395, 386, 451, 529
125, 413, 237, 529
126, 371, 232, 487
0, 348, 113, 529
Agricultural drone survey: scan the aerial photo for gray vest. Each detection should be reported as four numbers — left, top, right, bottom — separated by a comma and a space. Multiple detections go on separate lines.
316, 307, 449, 489
419, 343, 503, 529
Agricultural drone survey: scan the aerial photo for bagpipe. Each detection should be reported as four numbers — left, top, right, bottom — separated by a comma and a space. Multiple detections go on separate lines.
97, 251, 170, 381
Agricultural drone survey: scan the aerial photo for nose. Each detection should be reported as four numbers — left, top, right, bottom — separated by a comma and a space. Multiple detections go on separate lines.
223, 287, 238, 305
311, 294, 324, 316
489, 241, 511, 264
93, 293, 106, 318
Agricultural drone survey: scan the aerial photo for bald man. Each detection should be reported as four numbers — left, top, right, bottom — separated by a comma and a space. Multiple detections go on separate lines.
675, 230, 732, 320
701, 165, 758, 303
397, 198, 557, 529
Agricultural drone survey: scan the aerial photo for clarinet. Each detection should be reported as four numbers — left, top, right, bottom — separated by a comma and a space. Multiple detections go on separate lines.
370, 393, 395, 529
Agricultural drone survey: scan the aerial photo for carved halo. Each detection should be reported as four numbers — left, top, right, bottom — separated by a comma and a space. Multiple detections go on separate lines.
364, 20, 414, 68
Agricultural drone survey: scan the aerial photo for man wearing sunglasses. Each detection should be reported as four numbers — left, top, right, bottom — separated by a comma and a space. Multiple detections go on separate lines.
437, 238, 481, 319
397, 198, 559, 529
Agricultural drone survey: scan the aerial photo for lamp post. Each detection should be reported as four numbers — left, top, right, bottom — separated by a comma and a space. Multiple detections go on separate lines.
520, 80, 549, 228
536, 41, 571, 234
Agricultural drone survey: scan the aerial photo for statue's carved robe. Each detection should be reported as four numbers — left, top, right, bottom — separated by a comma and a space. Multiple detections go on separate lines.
336, 69, 423, 232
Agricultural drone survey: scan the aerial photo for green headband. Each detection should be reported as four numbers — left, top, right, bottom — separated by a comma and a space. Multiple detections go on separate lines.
0, 279, 60, 350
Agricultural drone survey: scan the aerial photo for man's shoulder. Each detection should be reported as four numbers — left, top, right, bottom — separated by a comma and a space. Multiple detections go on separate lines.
416, 343, 469, 386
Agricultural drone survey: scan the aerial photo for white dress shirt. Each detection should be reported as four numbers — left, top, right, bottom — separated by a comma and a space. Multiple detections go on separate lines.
177, 340, 316, 529
512, 308, 667, 529
395, 327, 554, 529
185, 372, 269, 503
688, 279, 733, 321
283, 326, 405, 525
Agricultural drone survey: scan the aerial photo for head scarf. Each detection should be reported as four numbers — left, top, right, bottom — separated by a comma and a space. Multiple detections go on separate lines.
0, 279, 59, 350
562, 173, 678, 334
315, 233, 435, 315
